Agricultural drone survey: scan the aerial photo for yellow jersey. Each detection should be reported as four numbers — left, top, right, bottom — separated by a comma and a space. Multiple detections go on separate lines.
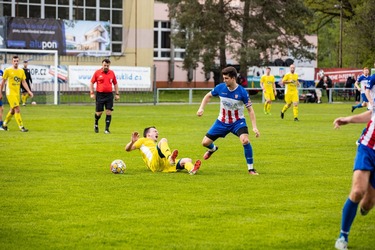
3, 67, 26, 96
260, 74, 275, 92
133, 137, 176, 172
282, 72, 299, 93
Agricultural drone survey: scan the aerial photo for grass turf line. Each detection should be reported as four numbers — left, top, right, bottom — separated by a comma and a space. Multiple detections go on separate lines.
0, 103, 374, 249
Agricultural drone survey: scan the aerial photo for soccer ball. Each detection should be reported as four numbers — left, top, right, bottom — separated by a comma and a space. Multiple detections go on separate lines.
110, 159, 126, 174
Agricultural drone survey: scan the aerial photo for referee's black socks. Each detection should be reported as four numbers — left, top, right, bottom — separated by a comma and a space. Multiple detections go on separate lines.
105, 115, 112, 129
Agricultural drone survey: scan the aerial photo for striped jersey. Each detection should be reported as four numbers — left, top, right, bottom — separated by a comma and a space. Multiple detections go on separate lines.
211, 83, 252, 124
359, 110, 375, 149
357, 74, 371, 94
366, 74, 375, 103
360, 74, 375, 149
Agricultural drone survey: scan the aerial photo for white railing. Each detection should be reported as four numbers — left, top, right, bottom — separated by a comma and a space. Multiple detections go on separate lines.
156, 87, 358, 104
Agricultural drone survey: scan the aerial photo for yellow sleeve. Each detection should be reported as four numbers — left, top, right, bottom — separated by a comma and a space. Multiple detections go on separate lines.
282, 73, 288, 82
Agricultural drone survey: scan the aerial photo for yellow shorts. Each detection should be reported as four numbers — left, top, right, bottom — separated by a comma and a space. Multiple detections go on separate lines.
264, 91, 275, 101
6, 95, 20, 108
147, 154, 178, 173
284, 92, 299, 104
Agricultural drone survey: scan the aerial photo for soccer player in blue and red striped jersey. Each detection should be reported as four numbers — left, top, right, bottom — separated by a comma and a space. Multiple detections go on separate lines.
333, 77, 375, 249
197, 66, 260, 175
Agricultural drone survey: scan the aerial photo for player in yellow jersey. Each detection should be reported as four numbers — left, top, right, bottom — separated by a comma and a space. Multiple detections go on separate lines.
125, 126, 201, 174
280, 64, 300, 121
0, 55, 34, 132
260, 67, 277, 115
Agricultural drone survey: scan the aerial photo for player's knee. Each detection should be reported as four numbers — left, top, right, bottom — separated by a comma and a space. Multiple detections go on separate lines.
159, 138, 168, 143
240, 137, 249, 145
350, 189, 366, 202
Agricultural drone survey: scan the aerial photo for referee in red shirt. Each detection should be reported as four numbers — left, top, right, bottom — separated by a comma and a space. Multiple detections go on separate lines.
89, 59, 119, 134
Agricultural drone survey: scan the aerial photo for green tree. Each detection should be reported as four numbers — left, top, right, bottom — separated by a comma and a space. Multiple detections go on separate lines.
161, 0, 315, 80
305, 0, 375, 68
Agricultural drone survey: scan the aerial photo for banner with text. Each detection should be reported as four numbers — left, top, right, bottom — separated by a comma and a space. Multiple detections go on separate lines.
1, 64, 68, 84
4, 17, 111, 56
6, 17, 66, 54
314, 68, 363, 84
68, 66, 152, 89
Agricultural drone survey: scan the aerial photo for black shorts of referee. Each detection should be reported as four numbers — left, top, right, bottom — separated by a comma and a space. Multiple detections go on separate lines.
96, 92, 114, 112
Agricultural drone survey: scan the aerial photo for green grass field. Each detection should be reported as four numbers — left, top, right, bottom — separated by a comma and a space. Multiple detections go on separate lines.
1, 102, 374, 249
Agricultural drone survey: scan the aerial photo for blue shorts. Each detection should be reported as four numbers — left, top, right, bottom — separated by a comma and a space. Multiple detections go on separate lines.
206, 119, 248, 140
354, 144, 375, 188
0, 100, 2, 106
361, 93, 369, 102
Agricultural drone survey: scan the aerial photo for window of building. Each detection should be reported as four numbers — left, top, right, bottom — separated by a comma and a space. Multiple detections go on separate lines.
0, 0, 123, 54
154, 20, 185, 60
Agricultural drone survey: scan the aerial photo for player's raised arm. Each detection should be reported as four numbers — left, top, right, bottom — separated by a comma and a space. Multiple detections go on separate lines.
197, 92, 213, 117
125, 132, 139, 151
333, 110, 371, 129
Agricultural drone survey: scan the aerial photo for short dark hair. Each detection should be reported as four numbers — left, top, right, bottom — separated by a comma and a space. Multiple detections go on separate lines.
222, 66, 237, 78
266, 66, 271, 69
13, 55, 19, 60
102, 59, 111, 64
143, 126, 156, 137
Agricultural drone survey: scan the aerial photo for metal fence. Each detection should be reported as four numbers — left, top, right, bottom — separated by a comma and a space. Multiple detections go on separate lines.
1, 87, 360, 105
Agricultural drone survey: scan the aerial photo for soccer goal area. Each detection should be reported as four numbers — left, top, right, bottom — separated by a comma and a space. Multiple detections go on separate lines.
0, 49, 156, 105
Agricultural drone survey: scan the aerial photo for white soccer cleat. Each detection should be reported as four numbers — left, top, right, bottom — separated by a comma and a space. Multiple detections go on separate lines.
335, 236, 348, 250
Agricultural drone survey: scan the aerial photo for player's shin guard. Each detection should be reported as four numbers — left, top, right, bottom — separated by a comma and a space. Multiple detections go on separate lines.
293, 106, 298, 118
243, 143, 253, 165
94, 114, 101, 125
105, 115, 111, 129
4, 111, 14, 125
281, 104, 289, 113
14, 113, 24, 128
339, 198, 359, 241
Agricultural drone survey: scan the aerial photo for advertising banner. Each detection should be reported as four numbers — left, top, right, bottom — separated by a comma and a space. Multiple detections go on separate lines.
1, 64, 68, 85
247, 66, 315, 88
0, 17, 6, 49
3, 17, 111, 56
6, 17, 66, 54
314, 68, 363, 84
64, 20, 111, 56
68, 66, 152, 89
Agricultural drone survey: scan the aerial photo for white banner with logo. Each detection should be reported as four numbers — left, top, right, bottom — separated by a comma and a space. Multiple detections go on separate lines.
68, 66, 152, 89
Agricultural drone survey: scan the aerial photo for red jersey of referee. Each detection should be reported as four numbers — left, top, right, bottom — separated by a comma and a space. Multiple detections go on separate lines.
91, 69, 118, 93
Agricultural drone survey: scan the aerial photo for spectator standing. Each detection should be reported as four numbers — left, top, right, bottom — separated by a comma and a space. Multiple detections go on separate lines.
316, 75, 333, 103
